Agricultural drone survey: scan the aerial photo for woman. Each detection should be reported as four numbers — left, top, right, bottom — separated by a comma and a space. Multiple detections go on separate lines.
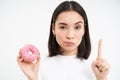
17, 1, 110, 80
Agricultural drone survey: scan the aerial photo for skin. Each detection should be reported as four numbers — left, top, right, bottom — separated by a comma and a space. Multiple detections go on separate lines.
17, 11, 110, 80
17, 52, 40, 80
52, 11, 85, 56
92, 39, 110, 80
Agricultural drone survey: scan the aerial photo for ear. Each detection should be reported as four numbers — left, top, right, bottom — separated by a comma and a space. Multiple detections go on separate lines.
52, 23, 55, 36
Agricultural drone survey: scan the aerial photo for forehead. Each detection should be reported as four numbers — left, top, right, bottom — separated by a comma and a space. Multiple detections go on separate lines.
55, 11, 84, 24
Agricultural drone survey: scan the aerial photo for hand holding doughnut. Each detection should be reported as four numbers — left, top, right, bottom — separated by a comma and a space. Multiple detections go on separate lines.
20, 44, 40, 62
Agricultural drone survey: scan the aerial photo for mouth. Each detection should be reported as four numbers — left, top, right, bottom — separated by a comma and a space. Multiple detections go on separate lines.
64, 42, 75, 47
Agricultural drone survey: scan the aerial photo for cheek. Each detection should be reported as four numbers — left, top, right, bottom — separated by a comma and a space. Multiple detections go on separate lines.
75, 31, 84, 43
76, 35, 82, 41
76, 31, 84, 38
55, 31, 64, 42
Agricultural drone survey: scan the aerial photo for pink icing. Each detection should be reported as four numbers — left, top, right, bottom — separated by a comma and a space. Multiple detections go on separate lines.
20, 44, 39, 62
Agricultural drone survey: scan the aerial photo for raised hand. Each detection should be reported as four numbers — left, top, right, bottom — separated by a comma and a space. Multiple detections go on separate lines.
17, 50, 40, 80
92, 39, 110, 80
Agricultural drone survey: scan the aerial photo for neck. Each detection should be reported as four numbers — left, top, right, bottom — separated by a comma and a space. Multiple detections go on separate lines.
62, 50, 77, 56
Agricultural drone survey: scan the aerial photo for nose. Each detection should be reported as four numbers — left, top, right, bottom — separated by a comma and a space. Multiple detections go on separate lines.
66, 30, 74, 39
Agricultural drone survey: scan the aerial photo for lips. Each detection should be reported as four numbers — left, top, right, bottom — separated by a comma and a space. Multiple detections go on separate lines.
64, 42, 75, 46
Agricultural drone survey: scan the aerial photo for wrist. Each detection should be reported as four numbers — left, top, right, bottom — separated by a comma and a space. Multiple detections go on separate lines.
29, 78, 38, 80
29, 76, 38, 80
97, 77, 108, 80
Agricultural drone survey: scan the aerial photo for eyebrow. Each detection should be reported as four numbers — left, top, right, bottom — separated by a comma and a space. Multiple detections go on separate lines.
58, 21, 84, 26
75, 21, 84, 25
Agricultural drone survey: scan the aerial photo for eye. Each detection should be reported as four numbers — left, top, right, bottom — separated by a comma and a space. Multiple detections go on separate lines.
59, 26, 66, 30
74, 26, 81, 30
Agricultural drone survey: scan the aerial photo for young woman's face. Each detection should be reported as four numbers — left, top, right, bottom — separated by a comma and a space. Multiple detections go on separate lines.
52, 11, 85, 55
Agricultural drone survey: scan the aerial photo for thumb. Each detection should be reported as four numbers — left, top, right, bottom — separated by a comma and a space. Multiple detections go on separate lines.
36, 56, 40, 65
92, 61, 100, 74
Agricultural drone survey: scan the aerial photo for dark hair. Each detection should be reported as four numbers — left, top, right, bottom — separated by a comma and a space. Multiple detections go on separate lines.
48, 1, 91, 59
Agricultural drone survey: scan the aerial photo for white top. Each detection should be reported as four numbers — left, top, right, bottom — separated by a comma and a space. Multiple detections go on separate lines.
38, 55, 95, 80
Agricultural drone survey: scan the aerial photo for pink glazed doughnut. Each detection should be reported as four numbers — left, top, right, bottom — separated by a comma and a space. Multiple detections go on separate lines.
20, 44, 39, 62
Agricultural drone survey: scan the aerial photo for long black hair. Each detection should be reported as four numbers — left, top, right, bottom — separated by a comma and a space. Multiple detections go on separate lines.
48, 1, 91, 59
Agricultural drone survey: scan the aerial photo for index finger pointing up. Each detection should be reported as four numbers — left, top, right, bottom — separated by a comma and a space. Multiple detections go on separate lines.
97, 39, 102, 59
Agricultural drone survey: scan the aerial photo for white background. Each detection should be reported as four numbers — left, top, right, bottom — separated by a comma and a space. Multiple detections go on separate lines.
0, 0, 120, 80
